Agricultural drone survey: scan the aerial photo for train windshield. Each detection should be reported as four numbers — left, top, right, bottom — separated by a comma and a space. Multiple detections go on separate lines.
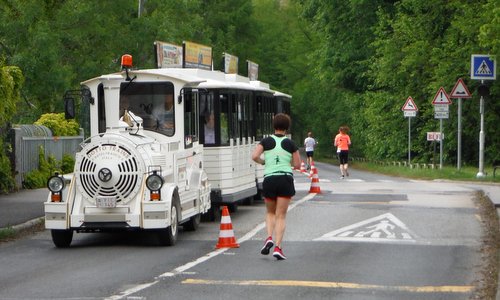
119, 82, 175, 136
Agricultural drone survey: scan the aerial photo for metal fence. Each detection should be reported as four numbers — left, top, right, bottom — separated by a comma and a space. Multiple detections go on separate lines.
11, 125, 84, 188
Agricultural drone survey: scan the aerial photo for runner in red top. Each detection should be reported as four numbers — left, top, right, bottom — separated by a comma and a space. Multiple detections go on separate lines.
334, 126, 351, 179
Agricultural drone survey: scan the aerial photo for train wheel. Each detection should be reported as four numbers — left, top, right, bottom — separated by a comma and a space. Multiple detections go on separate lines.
253, 190, 263, 201
201, 204, 220, 222
243, 196, 254, 206
51, 229, 73, 248
228, 203, 238, 213
157, 201, 179, 246
183, 213, 201, 231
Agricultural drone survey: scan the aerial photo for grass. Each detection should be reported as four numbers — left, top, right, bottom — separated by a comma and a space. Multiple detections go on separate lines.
0, 227, 16, 242
319, 156, 500, 183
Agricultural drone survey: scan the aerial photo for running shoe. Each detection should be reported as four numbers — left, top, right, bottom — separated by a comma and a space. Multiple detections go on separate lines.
261, 236, 274, 255
340, 175, 345, 179
273, 246, 287, 260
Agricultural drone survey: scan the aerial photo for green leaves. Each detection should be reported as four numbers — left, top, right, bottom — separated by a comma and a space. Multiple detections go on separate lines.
296, 0, 499, 165
34, 113, 80, 136
0, 63, 23, 127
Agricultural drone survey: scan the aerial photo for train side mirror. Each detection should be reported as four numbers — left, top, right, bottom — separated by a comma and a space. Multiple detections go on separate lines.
177, 94, 183, 104
64, 97, 75, 119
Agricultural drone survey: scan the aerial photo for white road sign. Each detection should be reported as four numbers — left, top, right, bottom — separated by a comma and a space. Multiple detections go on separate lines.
401, 96, 418, 111
434, 104, 449, 112
471, 54, 496, 80
434, 111, 449, 119
404, 111, 416, 117
450, 78, 472, 98
427, 132, 443, 141
432, 87, 452, 105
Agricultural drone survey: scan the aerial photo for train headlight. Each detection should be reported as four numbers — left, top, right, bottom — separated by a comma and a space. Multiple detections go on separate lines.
47, 173, 64, 202
47, 175, 64, 193
146, 173, 163, 192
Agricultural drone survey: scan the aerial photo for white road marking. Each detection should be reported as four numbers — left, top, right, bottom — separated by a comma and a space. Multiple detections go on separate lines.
314, 213, 418, 243
105, 193, 317, 299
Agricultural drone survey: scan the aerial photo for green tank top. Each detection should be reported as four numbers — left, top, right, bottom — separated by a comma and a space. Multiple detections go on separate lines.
264, 135, 292, 177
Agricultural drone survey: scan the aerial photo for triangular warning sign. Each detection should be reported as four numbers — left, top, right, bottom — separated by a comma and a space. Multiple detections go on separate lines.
401, 96, 418, 111
450, 78, 472, 98
432, 87, 452, 105
313, 213, 417, 243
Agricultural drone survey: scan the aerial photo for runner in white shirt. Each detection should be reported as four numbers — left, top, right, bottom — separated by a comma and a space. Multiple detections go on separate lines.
303, 132, 317, 170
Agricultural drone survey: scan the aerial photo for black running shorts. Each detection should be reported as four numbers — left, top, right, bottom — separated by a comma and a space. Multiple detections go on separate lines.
262, 175, 295, 199
338, 150, 349, 164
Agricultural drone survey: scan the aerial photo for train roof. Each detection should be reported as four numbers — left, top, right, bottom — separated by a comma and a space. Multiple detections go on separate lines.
273, 90, 292, 99
81, 68, 279, 94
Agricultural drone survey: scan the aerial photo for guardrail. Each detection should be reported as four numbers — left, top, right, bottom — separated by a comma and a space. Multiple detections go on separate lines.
351, 157, 438, 170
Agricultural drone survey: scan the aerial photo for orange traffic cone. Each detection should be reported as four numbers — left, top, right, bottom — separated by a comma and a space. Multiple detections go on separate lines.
309, 161, 315, 178
309, 164, 321, 193
300, 161, 307, 173
215, 206, 240, 248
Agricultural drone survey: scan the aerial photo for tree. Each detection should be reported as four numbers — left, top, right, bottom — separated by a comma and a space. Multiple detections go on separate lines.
0, 60, 24, 192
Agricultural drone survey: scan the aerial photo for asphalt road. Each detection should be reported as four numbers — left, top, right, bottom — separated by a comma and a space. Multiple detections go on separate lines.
0, 162, 496, 299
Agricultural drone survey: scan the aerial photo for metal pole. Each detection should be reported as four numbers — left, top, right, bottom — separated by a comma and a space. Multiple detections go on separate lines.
457, 98, 462, 170
439, 119, 443, 169
138, 0, 144, 18
433, 140, 436, 166
408, 117, 411, 166
477, 94, 485, 178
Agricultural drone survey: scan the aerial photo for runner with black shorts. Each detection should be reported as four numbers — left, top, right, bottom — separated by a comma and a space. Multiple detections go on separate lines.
334, 126, 351, 179
252, 113, 300, 260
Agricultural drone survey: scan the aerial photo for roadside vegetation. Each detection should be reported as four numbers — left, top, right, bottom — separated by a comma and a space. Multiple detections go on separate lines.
349, 160, 500, 183
0, 1, 498, 192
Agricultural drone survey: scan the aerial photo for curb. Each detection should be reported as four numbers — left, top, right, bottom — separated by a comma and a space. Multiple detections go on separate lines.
1, 217, 45, 233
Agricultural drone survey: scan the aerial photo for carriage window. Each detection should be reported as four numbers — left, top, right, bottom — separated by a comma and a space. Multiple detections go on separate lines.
200, 92, 215, 145
119, 82, 175, 136
247, 94, 254, 139
231, 93, 240, 141
255, 96, 263, 140
264, 96, 272, 136
220, 93, 230, 145
184, 90, 199, 148
240, 92, 249, 140
97, 84, 106, 134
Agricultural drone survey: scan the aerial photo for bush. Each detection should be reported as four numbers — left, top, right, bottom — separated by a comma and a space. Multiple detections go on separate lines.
0, 148, 16, 193
23, 146, 75, 189
34, 113, 80, 136
61, 154, 75, 174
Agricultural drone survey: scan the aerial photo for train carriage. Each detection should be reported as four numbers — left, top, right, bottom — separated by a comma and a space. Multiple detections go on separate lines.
44, 54, 291, 247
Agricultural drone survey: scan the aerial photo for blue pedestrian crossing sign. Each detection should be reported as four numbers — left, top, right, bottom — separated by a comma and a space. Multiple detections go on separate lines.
471, 54, 496, 80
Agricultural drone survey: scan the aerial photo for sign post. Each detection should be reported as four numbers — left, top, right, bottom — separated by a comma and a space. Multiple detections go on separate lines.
427, 132, 443, 166
450, 78, 472, 170
432, 87, 452, 170
471, 54, 496, 178
402, 97, 418, 166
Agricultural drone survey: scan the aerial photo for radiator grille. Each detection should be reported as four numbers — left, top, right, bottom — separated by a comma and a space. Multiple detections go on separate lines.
76, 143, 144, 204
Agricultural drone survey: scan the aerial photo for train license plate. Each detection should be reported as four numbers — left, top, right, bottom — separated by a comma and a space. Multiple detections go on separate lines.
96, 197, 117, 208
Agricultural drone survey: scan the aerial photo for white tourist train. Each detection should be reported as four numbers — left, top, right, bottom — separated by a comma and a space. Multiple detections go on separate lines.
44, 54, 291, 247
